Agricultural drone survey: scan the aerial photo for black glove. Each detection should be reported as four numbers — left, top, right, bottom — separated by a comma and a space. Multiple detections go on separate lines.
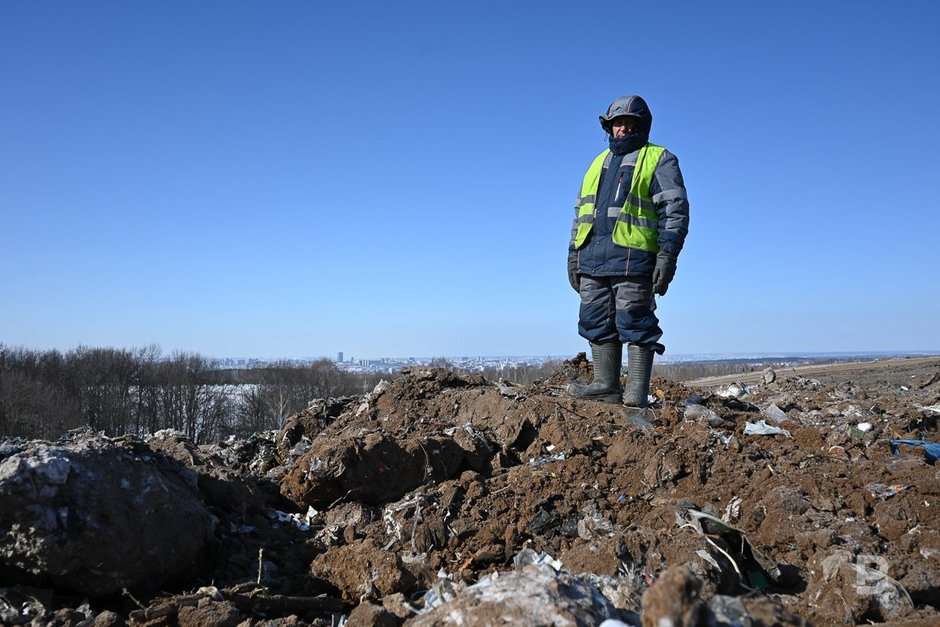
567, 249, 580, 293
651, 252, 677, 295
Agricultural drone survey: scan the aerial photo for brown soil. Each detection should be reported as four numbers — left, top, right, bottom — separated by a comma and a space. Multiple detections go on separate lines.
2, 355, 939, 626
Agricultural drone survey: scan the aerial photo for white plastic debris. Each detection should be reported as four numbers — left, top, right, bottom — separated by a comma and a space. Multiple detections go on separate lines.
743, 420, 792, 438
290, 440, 311, 457
716, 382, 749, 399
710, 430, 732, 447
696, 548, 722, 571
371, 379, 391, 395
856, 422, 873, 432
420, 572, 460, 611
760, 404, 788, 424
528, 453, 567, 467
513, 548, 563, 571
265, 506, 318, 532
684, 404, 723, 426
723, 496, 742, 523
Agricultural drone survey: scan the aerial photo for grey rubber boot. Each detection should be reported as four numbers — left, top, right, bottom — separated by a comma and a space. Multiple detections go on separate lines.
623, 344, 654, 407
568, 342, 623, 403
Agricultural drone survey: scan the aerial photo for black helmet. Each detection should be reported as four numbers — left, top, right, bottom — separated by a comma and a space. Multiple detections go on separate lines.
598, 95, 652, 135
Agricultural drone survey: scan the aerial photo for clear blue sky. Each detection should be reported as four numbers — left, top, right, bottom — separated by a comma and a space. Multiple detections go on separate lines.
3, 1, 939, 360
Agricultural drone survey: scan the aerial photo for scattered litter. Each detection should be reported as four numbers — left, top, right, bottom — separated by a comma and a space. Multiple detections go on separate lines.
684, 404, 723, 426
371, 379, 391, 395
496, 377, 527, 398
889, 439, 940, 465
716, 382, 749, 399
513, 548, 562, 571
420, 572, 461, 611
842, 405, 866, 418
759, 403, 788, 424
856, 422, 873, 432
628, 413, 654, 434
684, 392, 706, 406
743, 420, 792, 438
867, 483, 912, 500
290, 440, 310, 457
679, 508, 780, 589
265, 506, 318, 531
722, 496, 742, 523
709, 595, 755, 626
528, 453, 567, 467
696, 548, 722, 571
916, 403, 940, 415
578, 505, 616, 540
711, 430, 732, 447
827, 445, 848, 459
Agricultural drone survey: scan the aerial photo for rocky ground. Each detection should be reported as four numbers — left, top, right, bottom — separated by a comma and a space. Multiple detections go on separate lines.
1, 355, 939, 626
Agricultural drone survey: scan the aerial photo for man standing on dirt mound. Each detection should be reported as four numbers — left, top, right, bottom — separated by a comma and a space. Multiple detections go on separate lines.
567, 95, 689, 406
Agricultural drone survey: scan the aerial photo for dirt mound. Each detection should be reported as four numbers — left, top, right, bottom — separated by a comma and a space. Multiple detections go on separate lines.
1, 357, 939, 625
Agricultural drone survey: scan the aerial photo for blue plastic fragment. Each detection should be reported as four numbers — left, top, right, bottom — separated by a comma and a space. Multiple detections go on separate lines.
889, 439, 940, 465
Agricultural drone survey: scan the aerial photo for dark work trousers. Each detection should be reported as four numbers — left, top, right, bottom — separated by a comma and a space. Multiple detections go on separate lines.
577, 275, 665, 354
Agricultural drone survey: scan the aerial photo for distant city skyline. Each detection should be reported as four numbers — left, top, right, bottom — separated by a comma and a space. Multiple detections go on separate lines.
210, 349, 940, 370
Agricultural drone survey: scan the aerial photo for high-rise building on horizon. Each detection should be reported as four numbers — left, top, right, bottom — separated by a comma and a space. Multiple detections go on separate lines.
337, 351, 344, 363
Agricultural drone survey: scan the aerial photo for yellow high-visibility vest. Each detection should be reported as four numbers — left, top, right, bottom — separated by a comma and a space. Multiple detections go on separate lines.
572, 143, 665, 251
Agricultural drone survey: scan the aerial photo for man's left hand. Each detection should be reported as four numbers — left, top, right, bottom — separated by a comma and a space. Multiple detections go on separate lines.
652, 252, 677, 295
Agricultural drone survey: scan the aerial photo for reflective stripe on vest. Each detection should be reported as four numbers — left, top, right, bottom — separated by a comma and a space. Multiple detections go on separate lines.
572, 143, 665, 252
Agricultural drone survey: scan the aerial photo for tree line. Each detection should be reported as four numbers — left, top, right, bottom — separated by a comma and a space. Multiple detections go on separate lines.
0, 345, 385, 443
1, 343, 793, 443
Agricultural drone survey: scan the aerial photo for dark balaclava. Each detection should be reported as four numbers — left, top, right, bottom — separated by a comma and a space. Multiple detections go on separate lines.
599, 95, 653, 155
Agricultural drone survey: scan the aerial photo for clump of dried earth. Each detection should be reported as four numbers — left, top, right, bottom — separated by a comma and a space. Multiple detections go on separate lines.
1, 356, 939, 626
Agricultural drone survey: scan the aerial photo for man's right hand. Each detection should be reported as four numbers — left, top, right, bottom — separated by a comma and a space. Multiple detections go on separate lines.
567, 250, 580, 293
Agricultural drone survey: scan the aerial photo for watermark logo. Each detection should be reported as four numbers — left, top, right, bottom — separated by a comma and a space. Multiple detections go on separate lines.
855, 554, 890, 596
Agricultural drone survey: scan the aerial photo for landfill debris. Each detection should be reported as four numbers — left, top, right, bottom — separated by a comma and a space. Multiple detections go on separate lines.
513, 548, 563, 571
684, 403, 724, 426
856, 421, 873, 432
760, 403, 788, 424
917, 402, 940, 414
680, 508, 781, 589
743, 419, 792, 438
1, 357, 939, 625
409, 560, 636, 626
711, 429, 733, 447
628, 413, 654, 434
716, 382, 749, 399
266, 506, 318, 531
684, 392, 706, 406
419, 571, 461, 611
866, 483, 912, 500
0, 435, 217, 597
529, 453, 567, 467
722, 496, 742, 523
761, 367, 776, 384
